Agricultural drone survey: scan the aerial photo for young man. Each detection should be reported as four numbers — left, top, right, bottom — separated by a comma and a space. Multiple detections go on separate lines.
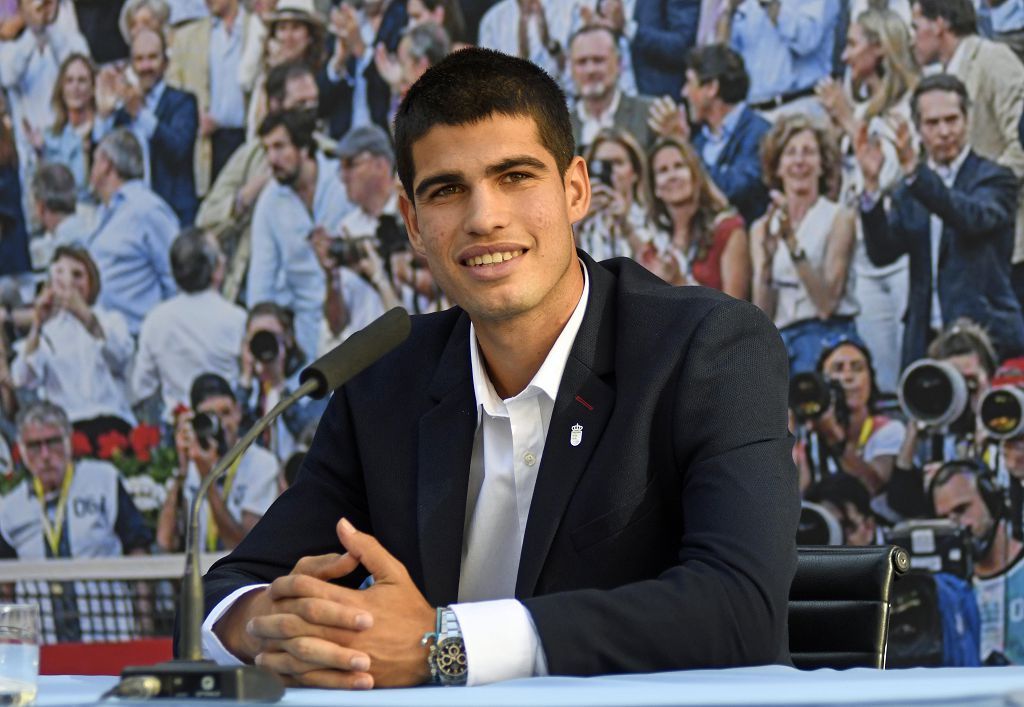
199, 47, 798, 688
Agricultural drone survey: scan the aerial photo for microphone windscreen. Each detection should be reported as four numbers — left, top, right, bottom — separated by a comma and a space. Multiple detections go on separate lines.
299, 307, 411, 399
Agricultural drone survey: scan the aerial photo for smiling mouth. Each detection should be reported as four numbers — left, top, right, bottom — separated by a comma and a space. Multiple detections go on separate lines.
463, 249, 524, 267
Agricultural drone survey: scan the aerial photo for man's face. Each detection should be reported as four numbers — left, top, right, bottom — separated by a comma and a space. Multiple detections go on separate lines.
339, 151, 387, 209
399, 113, 589, 325
945, 351, 989, 413
206, 0, 235, 17
683, 69, 716, 124
21, 0, 57, 28
131, 30, 167, 95
911, 3, 943, 66
88, 150, 111, 196
18, 421, 71, 493
821, 500, 875, 546
282, 74, 319, 111
397, 37, 428, 93
916, 90, 968, 166
570, 30, 619, 102
934, 472, 995, 544
197, 394, 242, 446
263, 125, 303, 186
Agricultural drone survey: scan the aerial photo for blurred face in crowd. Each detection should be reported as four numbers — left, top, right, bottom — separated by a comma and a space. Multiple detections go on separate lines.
915, 89, 968, 166
1003, 436, 1024, 480
128, 6, 162, 39
196, 394, 242, 446
262, 124, 304, 186
18, 421, 71, 494
62, 58, 95, 114
399, 113, 588, 327
842, 22, 883, 83
822, 344, 872, 414
49, 255, 93, 303
933, 472, 994, 544
273, 19, 312, 62
570, 29, 620, 104
339, 151, 390, 210
88, 149, 115, 200
282, 74, 318, 111
944, 351, 989, 413
821, 499, 875, 546
131, 29, 167, 95
592, 139, 637, 205
910, 2, 945, 66
21, 0, 58, 29
776, 129, 822, 198
406, 0, 443, 28
206, 0, 237, 18
651, 144, 695, 207
398, 36, 429, 93
683, 70, 717, 124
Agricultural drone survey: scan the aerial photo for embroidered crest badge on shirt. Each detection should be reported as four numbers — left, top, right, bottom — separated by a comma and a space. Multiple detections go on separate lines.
570, 423, 583, 447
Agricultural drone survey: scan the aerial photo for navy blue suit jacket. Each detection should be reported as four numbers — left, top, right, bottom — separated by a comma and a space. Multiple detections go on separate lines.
114, 85, 199, 226
201, 253, 799, 674
861, 151, 1024, 367
691, 104, 771, 226
631, 0, 700, 98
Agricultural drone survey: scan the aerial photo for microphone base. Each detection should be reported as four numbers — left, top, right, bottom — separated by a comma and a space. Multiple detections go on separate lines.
119, 660, 285, 701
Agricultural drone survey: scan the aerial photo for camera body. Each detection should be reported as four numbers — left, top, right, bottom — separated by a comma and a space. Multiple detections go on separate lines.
589, 158, 614, 188
191, 411, 227, 456
789, 371, 849, 427
883, 519, 974, 580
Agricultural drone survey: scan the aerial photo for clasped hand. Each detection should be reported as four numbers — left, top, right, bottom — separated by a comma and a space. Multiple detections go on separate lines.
243, 518, 435, 689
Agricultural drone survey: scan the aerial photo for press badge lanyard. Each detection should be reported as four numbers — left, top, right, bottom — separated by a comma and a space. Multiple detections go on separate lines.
205, 455, 242, 552
856, 417, 875, 454
33, 464, 75, 557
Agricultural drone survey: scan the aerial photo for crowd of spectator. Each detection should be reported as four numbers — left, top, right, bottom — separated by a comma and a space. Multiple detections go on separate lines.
1, 0, 1024, 665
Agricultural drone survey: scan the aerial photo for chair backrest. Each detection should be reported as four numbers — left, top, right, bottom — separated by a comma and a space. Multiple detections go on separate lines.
789, 545, 910, 670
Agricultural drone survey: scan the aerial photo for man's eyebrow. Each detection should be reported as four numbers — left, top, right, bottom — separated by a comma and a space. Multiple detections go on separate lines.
413, 156, 550, 200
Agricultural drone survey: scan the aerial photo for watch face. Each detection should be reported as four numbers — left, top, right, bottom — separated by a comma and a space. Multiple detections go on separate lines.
436, 637, 467, 678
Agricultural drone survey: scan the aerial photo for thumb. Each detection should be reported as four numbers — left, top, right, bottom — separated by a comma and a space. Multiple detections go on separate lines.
336, 517, 406, 583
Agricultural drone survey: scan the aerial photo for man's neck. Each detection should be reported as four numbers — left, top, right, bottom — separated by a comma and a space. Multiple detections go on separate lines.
361, 185, 391, 218
42, 210, 68, 234
218, 1, 240, 29
939, 34, 963, 67
293, 156, 319, 212
100, 177, 124, 206
472, 263, 584, 399
704, 100, 734, 135
979, 523, 1024, 578
582, 89, 616, 121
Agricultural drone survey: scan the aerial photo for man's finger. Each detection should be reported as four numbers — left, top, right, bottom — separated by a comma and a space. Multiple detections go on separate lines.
336, 518, 408, 583
249, 613, 362, 648
254, 639, 371, 675
279, 667, 374, 690
291, 551, 360, 581
267, 597, 373, 630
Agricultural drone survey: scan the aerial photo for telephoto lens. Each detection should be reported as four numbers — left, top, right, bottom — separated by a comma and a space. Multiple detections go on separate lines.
980, 386, 1024, 440
898, 359, 969, 431
248, 330, 280, 363
789, 372, 832, 422
191, 412, 226, 454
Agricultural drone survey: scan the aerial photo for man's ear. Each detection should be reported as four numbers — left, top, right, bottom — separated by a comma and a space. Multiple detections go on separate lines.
398, 191, 427, 257
564, 155, 591, 227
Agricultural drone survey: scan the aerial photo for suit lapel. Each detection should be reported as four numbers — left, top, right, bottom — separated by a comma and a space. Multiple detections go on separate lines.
516, 254, 617, 598
939, 151, 977, 266
416, 313, 477, 606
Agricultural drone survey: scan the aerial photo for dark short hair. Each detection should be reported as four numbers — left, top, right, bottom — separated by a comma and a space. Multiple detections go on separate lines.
170, 227, 219, 293
32, 162, 77, 215
686, 44, 750, 105
190, 372, 236, 410
914, 0, 977, 37
804, 473, 873, 523
266, 60, 315, 108
258, 108, 317, 158
393, 47, 574, 201
927, 317, 998, 378
910, 72, 971, 126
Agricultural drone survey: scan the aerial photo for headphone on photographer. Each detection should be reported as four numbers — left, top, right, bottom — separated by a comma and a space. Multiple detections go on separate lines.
928, 458, 1007, 523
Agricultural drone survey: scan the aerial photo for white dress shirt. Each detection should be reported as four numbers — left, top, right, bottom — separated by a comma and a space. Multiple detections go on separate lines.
11, 307, 135, 424
132, 289, 248, 416
924, 146, 971, 330
201, 262, 591, 687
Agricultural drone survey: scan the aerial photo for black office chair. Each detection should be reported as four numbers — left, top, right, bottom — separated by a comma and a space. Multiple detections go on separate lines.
789, 545, 910, 670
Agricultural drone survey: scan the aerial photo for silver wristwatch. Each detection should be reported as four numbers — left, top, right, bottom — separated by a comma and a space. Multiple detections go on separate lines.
422, 607, 467, 686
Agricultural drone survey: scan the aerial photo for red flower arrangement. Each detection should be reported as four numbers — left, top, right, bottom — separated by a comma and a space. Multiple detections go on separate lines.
71, 430, 93, 458
130, 424, 162, 463
96, 430, 130, 460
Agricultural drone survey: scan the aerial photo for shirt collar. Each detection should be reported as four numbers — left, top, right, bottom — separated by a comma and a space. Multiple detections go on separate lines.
928, 144, 970, 182
576, 89, 622, 124
211, 6, 246, 34
147, 79, 166, 109
702, 101, 745, 143
945, 38, 968, 74
469, 259, 590, 422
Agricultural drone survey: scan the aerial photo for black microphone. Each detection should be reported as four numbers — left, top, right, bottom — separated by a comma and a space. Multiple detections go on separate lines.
117, 307, 412, 700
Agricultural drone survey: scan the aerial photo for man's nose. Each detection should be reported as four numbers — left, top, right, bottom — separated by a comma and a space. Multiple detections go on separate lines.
464, 186, 510, 237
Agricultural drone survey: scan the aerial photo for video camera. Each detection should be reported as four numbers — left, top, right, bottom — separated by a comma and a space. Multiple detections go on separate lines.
883, 519, 973, 580
898, 359, 976, 436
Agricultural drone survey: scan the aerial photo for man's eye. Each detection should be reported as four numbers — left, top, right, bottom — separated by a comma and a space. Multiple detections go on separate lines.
433, 185, 460, 197
503, 172, 530, 183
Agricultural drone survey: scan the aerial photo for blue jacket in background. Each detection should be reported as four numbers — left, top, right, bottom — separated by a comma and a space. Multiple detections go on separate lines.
0, 164, 31, 277
631, 0, 700, 99
691, 104, 771, 226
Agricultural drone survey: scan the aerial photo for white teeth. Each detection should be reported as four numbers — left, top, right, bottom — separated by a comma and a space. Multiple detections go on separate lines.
465, 250, 523, 267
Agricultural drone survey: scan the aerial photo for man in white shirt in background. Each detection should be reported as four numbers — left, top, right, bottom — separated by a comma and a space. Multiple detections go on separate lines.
133, 227, 247, 420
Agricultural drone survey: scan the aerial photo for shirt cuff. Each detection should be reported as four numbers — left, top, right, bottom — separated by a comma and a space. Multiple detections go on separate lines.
201, 583, 268, 665
449, 599, 548, 686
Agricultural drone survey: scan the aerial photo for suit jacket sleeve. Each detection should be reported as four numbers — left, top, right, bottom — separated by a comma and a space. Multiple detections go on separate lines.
151, 91, 198, 171
706, 116, 769, 214
632, 0, 700, 69
860, 195, 909, 268
523, 299, 798, 674
907, 162, 1017, 240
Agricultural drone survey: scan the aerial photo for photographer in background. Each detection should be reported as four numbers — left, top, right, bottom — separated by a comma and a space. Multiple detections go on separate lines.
236, 301, 325, 463
157, 373, 280, 553
889, 320, 999, 518
931, 459, 1024, 664
805, 472, 882, 545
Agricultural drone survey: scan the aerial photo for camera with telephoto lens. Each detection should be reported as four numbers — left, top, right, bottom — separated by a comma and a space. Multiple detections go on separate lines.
980, 385, 1024, 440
191, 411, 227, 455
898, 358, 975, 435
788, 371, 849, 427
248, 330, 280, 364
327, 236, 374, 268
